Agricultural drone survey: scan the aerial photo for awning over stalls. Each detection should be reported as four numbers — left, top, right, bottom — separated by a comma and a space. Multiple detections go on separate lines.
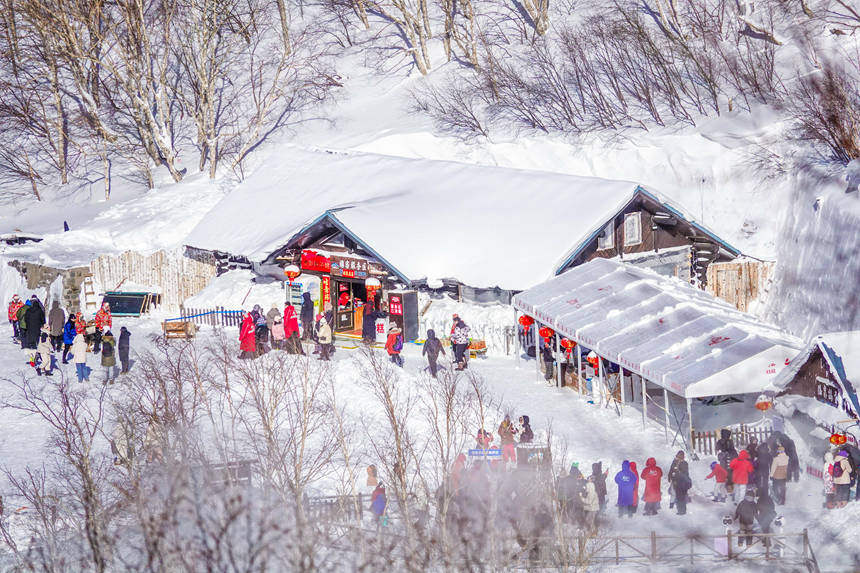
513, 258, 802, 398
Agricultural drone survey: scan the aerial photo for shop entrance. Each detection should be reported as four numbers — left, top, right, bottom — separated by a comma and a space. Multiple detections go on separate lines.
333, 280, 368, 333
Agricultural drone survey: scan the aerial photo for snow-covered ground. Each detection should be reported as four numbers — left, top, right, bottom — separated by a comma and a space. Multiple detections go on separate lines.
0, 318, 856, 569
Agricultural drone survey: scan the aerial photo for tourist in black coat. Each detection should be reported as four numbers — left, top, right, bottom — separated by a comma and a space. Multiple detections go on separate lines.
755, 442, 773, 496
756, 491, 777, 545
24, 298, 46, 349
673, 461, 693, 516
735, 492, 757, 546
777, 434, 800, 482
422, 329, 445, 377
590, 461, 608, 511
118, 326, 131, 373
300, 292, 314, 340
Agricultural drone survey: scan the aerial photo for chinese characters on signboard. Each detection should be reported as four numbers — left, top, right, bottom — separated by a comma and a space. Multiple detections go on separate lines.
816, 376, 840, 408
330, 255, 369, 279
390, 294, 402, 316
321, 276, 331, 308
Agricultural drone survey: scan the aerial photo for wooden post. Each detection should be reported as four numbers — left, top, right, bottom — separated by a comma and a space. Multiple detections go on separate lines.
514, 309, 520, 369
598, 358, 605, 406
619, 367, 626, 415
687, 398, 693, 453
663, 387, 670, 443
577, 346, 582, 395
555, 334, 562, 388
650, 531, 657, 560
642, 377, 647, 429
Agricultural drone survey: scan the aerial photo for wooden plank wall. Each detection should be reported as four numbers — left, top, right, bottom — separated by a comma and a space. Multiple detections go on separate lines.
89, 248, 216, 311
706, 260, 774, 312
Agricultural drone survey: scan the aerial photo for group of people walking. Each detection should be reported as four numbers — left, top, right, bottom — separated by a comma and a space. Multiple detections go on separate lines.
8, 296, 131, 383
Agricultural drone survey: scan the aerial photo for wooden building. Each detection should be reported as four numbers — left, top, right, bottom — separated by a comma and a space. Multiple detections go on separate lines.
773, 332, 860, 424
555, 187, 741, 287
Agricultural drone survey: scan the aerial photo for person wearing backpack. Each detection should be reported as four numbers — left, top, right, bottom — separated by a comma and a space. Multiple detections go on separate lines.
101, 329, 118, 384
385, 326, 403, 367
370, 482, 387, 526
62, 314, 76, 363
833, 450, 853, 508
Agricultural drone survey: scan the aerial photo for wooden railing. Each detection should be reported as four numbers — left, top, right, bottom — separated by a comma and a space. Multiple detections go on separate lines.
691, 424, 773, 457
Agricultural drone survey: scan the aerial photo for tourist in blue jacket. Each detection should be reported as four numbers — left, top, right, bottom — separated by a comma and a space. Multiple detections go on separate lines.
62, 315, 77, 364
615, 460, 637, 518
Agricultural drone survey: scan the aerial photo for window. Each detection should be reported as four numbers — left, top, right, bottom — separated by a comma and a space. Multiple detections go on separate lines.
624, 212, 642, 246
597, 221, 614, 250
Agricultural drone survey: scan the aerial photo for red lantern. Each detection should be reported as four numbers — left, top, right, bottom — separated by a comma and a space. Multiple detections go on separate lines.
830, 433, 848, 446
560, 338, 576, 358
538, 326, 554, 344
755, 401, 771, 412
518, 315, 534, 334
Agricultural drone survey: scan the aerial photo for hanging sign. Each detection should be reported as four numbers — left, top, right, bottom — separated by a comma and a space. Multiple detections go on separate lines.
330, 255, 369, 279
301, 250, 331, 272
816, 376, 840, 408
389, 294, 403, 316
321, 276, 331, 306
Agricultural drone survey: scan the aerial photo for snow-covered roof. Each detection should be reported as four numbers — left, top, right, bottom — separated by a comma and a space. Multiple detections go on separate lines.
771, 331, 860, 416
185, 148, 670, 290
512, 258, 803, 398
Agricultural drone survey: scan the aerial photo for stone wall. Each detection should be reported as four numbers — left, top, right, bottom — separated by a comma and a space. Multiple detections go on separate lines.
8, 261, 90, 312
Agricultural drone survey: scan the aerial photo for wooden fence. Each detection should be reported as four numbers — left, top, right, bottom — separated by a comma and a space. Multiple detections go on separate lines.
307, 494, 366, 523
89, 248, 216, 312
691, 424, 773, 457
170, 306, 245, 327
706, 260, 774, 313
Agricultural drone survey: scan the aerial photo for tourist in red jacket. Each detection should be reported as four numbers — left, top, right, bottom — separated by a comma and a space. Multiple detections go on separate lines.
705, 461, 728, 502
729, 450, 755, 501
92, 302, 112, 354
282, 305, 304, 355
7, 294, 23, 341
239, 313, 257, 358
640, 457, 663, 516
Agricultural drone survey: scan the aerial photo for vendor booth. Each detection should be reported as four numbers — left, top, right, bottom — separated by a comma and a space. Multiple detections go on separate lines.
512, 258, 802, 451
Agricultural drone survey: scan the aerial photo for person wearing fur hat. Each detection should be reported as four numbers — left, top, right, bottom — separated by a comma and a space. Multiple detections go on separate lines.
770, 445, 790, 505
7, 294, 23, 341
385, 325, 404, 367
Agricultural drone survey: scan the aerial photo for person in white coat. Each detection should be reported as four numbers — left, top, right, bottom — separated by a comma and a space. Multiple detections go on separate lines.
582, 476, 600, 532
72, 332, 89, 382
36, 326, 54, 376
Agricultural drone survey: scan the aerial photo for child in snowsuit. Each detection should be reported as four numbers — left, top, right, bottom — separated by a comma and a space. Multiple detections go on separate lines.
62, 315, 76, 363
705, 460, 728, 502
422, 329, 445, 377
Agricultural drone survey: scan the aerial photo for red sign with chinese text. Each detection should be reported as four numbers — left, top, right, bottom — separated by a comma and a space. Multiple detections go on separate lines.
390, 295, 402, 316
321, 276, 331, 307
301, 250, 330, 272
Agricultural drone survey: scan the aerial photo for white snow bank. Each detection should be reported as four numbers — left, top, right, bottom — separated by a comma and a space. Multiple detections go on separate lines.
182, 270, 287, 312
764, 167, 860, 339
2, 174, 225, 269
418, 293, 515, 354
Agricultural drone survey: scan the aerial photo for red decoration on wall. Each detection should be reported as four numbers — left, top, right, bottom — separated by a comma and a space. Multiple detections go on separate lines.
301, 250, 331, 272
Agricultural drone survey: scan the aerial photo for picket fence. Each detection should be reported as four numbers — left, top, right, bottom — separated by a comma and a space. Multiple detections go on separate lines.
691, 424, 773, 457
168, 307, 245, 328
